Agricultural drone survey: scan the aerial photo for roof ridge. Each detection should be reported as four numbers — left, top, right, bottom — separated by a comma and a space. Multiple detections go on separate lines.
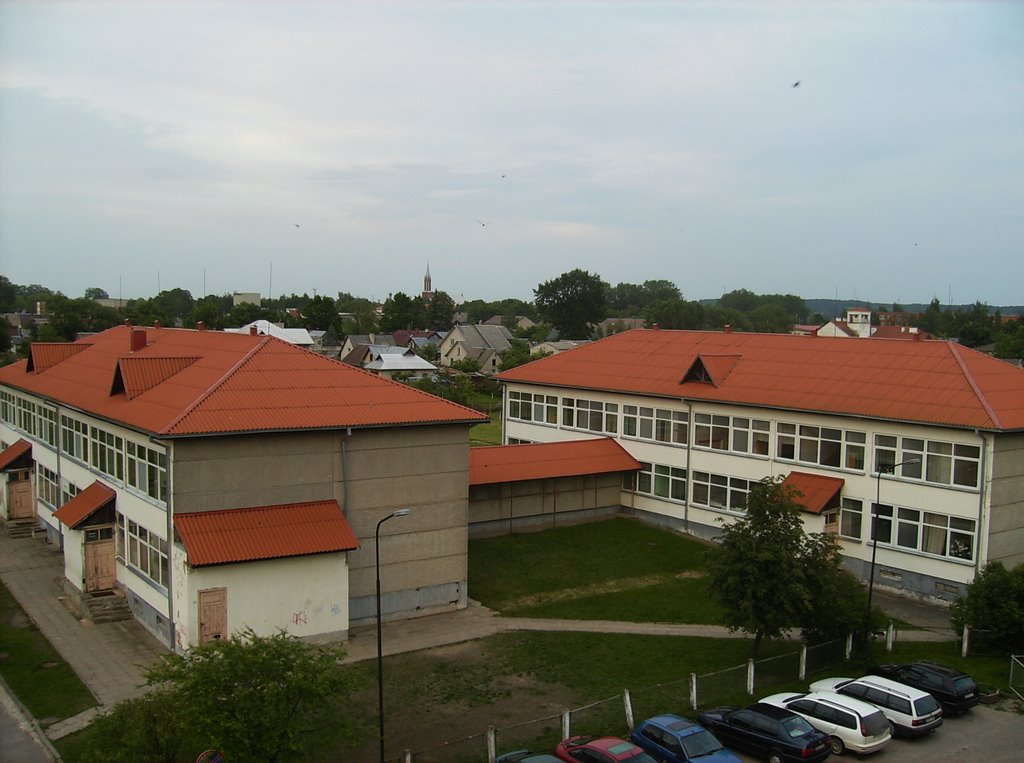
158, 336, 272, 434
183, 499, 337, 518
948, 341, 1002, 429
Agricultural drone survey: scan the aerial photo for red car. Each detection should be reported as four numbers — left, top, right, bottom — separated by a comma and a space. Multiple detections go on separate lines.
555, 735, 659, 763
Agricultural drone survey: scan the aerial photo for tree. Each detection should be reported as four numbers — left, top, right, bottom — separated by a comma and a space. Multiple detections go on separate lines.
379, 292, 423, 332
499, 339, 544, 371
0, 275, 16, 312
644, 299, 703, 330
424, 290, 456, 331
144, 629, 364, 763
705, 476, 862, 656
77, 689, 188, 763
84, 287, 110, 300
302, 294, 339, 331
951, 561, 1024, 652
534, 269, 607, 339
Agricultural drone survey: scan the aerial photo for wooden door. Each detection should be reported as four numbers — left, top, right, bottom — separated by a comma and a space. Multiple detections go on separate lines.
7, 470, 33, 519
84, 527, 116, 591
198, 587, 228, 644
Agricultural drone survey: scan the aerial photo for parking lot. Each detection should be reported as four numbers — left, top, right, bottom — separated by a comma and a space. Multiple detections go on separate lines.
730, 703, 1024, 762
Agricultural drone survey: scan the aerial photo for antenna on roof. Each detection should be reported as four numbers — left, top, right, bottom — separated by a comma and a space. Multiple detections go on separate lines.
269, 262, 273, 302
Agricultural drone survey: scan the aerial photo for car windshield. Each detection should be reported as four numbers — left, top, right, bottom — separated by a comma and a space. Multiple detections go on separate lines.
954, 675, 977, 693
781, 716, 816, 738
863, 711, 889, 736
914, 695, 940, 715
680, 730, 723, 757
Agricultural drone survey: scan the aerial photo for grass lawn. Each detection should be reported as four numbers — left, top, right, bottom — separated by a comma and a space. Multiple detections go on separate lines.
469, 517, 726, 623
0, 580, 97, 725
469, 411, 502, 446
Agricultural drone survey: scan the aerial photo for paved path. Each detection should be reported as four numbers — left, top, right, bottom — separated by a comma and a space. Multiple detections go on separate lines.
0, 523, 960, 753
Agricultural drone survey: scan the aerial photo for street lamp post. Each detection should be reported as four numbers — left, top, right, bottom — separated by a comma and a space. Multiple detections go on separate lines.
376, 508, 411, 763
864, 458, 920, 653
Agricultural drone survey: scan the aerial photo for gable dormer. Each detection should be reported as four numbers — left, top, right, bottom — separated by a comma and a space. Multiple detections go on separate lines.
26, 343, 89, 373
111, 356, 199, 400
681, 354, 741, 387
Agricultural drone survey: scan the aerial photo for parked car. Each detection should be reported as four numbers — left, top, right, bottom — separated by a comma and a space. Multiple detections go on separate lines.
555, 735, 659, 763
870, 661, 980, 713
809, 675, 942, 736
760, 691, 892, 755
629, 714, 742, 763
497, 750, 563, 763
696, 703, 831, 763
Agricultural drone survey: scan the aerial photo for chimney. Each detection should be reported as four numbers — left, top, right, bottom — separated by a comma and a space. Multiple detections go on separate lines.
652, 323, 660, 331
154, 320, 162, 329
724, 324, 733, 333
197, 321, 206, 332
124, 318, 133, 328
913, 331, 922, 342
811, 327, 819, 337
249, 325, 258, 335
130, 329, 147, 352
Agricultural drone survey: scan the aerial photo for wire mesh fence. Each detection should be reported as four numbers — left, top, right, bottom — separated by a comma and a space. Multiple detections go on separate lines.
410, 730, 488, 763
692, 663, 747, 709
493, 714, 564, 759
753, 649, 800, 693
805, 637, 849, 678
567, 694, 629, 737
628, 677, 692, 721
1009, 655, 1023, 702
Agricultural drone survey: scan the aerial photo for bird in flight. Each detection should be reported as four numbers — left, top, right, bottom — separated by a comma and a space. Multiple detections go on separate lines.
294, 223, 301, 228
792, 81, 800, 88
475, 219, 486, 227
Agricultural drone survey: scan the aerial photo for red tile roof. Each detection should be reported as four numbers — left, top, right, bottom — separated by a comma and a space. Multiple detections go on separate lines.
497, 329, 1024, 431
0, 439, 32, 471
470, 438, 641, 485
173, 500, 360, 566
26, 343, 88, 373
781, 471, 845, 515
54, 481, 116, 529
0, 325, 486, 436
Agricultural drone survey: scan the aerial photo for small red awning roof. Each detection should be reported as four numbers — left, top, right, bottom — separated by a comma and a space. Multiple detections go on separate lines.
54, 481, 116, 529
782, 471, 845, 515
0, 439, 32, 471
173, 500, 360, 567
470, 438, 642, 486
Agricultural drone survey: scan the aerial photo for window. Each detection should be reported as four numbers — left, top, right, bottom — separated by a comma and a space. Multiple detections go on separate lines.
840, 498, 863, 540
694, 413, 729, 450
561, 397, 618, 435
60, 479, 80, 506
90, 427, 124, 481
37, 465, 59, 507
871, 503, 975, 561
733, 417, 771, 455
624, 462, 687, 502
15, 397, 37, 436
61, 415, 89, 462
127, 442, 168, 503
623, 406, 688, 444
691, 472, 752, 512
779, 422, 865, 470
507, 390, 558, 424
870, 503, 894, 544
38, 407, 58, 447
0, 390, 13, 424
873, 434, 980, 489
117, 515, 169, 588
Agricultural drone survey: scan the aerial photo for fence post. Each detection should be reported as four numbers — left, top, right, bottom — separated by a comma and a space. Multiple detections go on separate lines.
403, 751, 413, 763
690, 672, 698, 710
747, 658, 755, 695
487, 725, 496, 763
845, 633, 853, 660
623, 689, 634, 730
886, 622, 895, 652
562, 710, 570, 739
799, 645, 807, 681
962, 625, 970, 658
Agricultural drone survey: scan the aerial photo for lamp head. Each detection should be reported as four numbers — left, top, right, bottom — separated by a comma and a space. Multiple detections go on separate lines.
393, 508, 412, 518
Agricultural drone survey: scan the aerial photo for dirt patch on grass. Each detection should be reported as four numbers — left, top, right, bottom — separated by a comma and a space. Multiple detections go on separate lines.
500, 571, 705, 610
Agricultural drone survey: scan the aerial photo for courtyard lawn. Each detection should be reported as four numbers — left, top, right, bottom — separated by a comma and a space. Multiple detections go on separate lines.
469, 411, 502, 446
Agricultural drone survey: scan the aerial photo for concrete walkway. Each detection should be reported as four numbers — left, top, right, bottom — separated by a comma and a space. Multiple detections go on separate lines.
0, 523, 959, 753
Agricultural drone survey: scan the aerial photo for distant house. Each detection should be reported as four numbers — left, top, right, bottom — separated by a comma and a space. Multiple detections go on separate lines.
342, 344, 437, 380
339, 333, 396, 359
231, 292, 261, 308
815, 309, 930, 340
532, 340, 591, 356
225, 320, 314, 347
597, 317, 645, 335
482, 315, 536, 331
439, 324, 515, 372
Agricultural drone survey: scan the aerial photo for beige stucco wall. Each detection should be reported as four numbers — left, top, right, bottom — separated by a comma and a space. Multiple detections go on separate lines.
170, 423, 473, 624
170, 545, 349, 651
469, 473, 624, 537
988, 431, 1024, 569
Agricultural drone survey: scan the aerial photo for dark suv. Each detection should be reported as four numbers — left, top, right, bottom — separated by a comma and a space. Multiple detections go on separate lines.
871, 661, 979, 713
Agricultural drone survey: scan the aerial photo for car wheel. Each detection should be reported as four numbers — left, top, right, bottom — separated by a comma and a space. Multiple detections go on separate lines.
829, 736, 846, 755
768, 751, 784, 763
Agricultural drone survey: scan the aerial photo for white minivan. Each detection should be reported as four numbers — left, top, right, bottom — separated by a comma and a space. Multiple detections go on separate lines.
761, 691, 892, 755
810, 675, 943, 736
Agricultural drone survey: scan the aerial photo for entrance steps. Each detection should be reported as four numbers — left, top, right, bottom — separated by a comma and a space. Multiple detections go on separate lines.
4, 518, 38, 539
82, 589, 133, 624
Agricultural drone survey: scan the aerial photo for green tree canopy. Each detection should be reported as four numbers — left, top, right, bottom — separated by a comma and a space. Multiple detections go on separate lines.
951, 561, 1024, 652
534, 268, 607, 339
379, 292, 423, 332
302, 294, 339, 331
644, 298, 704, 330
84, 287, 110, 300
424, 290, 456, 331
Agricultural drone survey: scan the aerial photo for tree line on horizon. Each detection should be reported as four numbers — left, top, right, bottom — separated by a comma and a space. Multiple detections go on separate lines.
2, 272, 1023, 364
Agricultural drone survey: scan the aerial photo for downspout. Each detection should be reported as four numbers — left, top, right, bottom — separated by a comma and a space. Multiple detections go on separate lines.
340, 428, 352, 517
683, 399, 693, 533
974, 429, 989, 580
154, 436, 175, 651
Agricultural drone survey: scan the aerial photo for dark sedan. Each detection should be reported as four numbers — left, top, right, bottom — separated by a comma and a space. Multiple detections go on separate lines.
697, 703, 831, 763
630, 714, 742, 763
871, 661, 979, 713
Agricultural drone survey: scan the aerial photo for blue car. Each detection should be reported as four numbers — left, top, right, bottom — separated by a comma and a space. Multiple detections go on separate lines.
630, 714, 742, 763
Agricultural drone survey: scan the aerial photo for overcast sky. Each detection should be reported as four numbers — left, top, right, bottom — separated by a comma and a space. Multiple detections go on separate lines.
1, 1, 1021, 307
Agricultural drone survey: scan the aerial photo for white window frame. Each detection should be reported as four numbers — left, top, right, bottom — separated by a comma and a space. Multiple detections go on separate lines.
561, 396, 618, 435
126, 441, 168, 504
691, 471, 752, 512
508, 390, 558, 425
873, 434, 980, 489
117, 514, 169, 588
622, 406, 688, 445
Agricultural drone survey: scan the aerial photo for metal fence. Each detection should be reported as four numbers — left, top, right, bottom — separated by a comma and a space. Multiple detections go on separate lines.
1010, 655, 1024, 702
387, 634, 854, 762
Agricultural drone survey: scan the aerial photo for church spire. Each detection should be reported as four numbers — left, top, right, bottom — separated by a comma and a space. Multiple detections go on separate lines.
422, 263, 434, 303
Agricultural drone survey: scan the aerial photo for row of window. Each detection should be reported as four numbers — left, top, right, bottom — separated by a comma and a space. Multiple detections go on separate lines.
116, 515, 169, 589
507, 392, 982, 489
624, 464, 755, 513
2, 391, 170, 505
